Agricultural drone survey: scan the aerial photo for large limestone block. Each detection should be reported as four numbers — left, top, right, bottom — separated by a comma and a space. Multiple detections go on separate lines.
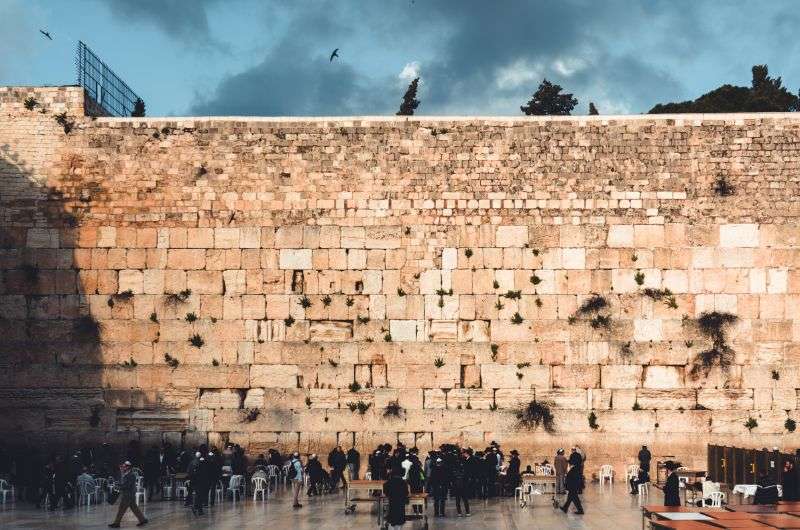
719, 224, 759, 248
250, 364, 299, 388
309, 320, 353, 341
634, 389, 696, 410
279, 249, 312, 270
600, 365, 643, 389
389, 319, 423, 341
496, 226, 528, 247
458, 320, 490, 342
552, 364, 599, 389
199, 389, 241, 409
607, 225, 633, 248
697, 389, 754, 410
642, 366, 684, 389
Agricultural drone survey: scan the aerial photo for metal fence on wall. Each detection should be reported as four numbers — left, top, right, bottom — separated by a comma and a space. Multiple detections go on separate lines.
75, 40, 142, 117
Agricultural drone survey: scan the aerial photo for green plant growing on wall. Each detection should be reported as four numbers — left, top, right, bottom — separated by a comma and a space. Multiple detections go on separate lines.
632, 401, 642, 411
786, 418, 796, 433
185, 312, 197, 322
504, 290, 522, 300
577, 293, 609, 314
24, 96, 38, 110
284, 316, 295, 327
713, 176, 735, 197
642, 287, 677, 309
347, 400, 371, 415
590, 315, 612, 330
121, 357, 138, 369
397, 288, 406, 296
384, 333, 392, 342
321, 295, 332, 307
744, 417, 758, 432
772, 370, 780, 381
530, 273, 542, 285
516, 400, 556, 433
434, 357, 445, 368
357, 315, 370, 324
620, 341, 633, 357
511, 312, 524, 325
348, 381, 362, 393
345, 297, 355, 307
188, 334, 204, 348
164, 353, 180, 368
54, 112, 74, 134
212, 359, 220, 367
299, 296, 312, 309
689, 311, 738, 378
149, 313, 159, 323
384, 401, 403, 417
588, 411, 599, 430
165, 289, 191, 305
493, 280, 500, 289
516, 372, 524, 380
535, 297, 543, 308
633, 271, 644, 286
242, 408, 260, 422
464, 248, 473, 258
489, 403, 498, 411
495, 300, 504, 310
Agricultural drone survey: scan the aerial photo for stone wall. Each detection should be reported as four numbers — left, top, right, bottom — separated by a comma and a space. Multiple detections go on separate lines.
2, 86, 800, 473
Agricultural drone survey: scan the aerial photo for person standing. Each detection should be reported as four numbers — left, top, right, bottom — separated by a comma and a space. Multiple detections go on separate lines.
289, 453, 304, 508
663, 461, 681, 507
330, 446, 347, 489
452, 450, 471, 517
383, 467, 410, 530
638, 445, 652, 474
190, 456, 210, 515
782, 460, 799, 501
560, 462, 584, 515
554, 449, 568, 495
108, 461, 148, 527
429, 457, 449, 517
346, 446, 360, 481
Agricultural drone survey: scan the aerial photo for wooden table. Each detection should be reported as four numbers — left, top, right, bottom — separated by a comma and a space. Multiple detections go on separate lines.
752, 515, 800, 529
344, 480, 384, 515
642, 506, 702, 530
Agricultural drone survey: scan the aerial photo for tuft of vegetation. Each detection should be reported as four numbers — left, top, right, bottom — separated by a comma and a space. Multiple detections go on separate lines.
489, 403, 498, 411
588, 411, 599, 430
121, 357, 138, 369
713, 176, 735, 197
567, 315, 577, 325
521, 78, 577, 116
328, 359, 338, 368
464, 248, 473, 258
772, 370, 780, 381
164, 353, 180, 368
345, 297, 355, 307
590, 314, 612, 330
384, 401, 403, 417
347, 400, 371, 415
54, 112, 74, 134
348, 381, 362, 393
690, 311, 739, 378
493, 280, 500, 289
530, 273, 542, 285
634, 271, 645, 286
685, 340, 694, 348
744, 417, 758, 432
321, 295, 332, 307
24, 96, 38, 110
284, 316, 295, 327
632, 401, 642, 411
299, 296, 312, 309
786, 418, 796, 433
165, 289, 191, 305
185, 312, 197, 323
149, 312, 159, 323
516, 400, 556, 433
495, 300, 504, 310
516, 362, 531, 369
577, 294, 609, 315
384, 333, 392, 342
620, 341, 633, 357
242, 408, 260, 423
434, 357, 445, 368
511, 312, 524, 325
73, 315, 102, 341
212, 359, 220, 367
642, 288, 678, 309
357, 315, 370, 324
435, 288, 453, 297
535, 297, 543, 308
397, 287, 406, 297
305, 397, 312, 408
188, 334, 205, 348
503, 290, 522, 300
516, 372, 524, 380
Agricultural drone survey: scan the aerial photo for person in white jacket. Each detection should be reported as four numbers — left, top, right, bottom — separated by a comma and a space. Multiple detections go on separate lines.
289, 453, 304, 508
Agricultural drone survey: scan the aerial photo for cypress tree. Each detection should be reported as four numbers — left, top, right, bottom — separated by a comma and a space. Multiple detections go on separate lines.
397, 78, 420, 116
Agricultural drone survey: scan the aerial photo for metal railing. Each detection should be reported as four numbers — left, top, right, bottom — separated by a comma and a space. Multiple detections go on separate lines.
75, 40, 142, 117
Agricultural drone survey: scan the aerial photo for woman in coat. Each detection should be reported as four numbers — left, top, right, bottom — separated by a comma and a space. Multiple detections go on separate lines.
663, 461, 681, 507
383, 467, 409, 529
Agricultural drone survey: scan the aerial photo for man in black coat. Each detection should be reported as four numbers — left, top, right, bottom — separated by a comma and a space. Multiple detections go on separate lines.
329, 446, 347, 489
346, 447, 360, 481
638, 445, 652, 473
383, 467, 409, 528
306, 454, 324, 496
629, 468, 650, 494
190, 456, 210, 515
663, 461, 681, 507
428, 458, 449, 517
560, 463, 584, 515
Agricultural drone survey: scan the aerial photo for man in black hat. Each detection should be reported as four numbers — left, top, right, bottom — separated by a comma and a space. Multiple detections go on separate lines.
638, 445, 652, 474
663, 461, 681, 507
560, 460, 584, 515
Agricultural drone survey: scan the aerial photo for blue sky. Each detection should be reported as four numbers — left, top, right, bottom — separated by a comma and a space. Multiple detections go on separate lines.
1, 0, 798, 117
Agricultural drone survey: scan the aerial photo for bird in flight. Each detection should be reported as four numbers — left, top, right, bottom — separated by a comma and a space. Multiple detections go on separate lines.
329, 48, 339, 62
39, 29, 53, 40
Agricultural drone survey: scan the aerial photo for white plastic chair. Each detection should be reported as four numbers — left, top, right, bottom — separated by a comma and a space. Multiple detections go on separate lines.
709, 491, 725, 507
364, 471, 372, 480
209, 479, 224, 504
79, 482, 98, 506
174, 479, 188, 499
252, 476, 268, 501
135, 483, 146, 505
626, 464, 640, 482
599, 464, 614, 485
0, 479, 14, 504
266, 464, 280, 487
228, 475, 243, 502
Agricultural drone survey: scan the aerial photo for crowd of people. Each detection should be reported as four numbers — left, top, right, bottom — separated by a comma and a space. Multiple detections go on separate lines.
0, 439, 594, 526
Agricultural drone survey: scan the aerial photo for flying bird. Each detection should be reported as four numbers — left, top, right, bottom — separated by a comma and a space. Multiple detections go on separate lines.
329, 48, 339, 62
39, 29, 52, 40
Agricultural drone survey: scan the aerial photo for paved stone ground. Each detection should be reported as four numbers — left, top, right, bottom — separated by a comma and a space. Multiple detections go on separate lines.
0, 482, 654, 529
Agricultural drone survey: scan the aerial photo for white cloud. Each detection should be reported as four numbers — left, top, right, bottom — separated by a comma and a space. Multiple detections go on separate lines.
552, 57, 587, 77
399, 61, 421, 82
494, 59, 544, 90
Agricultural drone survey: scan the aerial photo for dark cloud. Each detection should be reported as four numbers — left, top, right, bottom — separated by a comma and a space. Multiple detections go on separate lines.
104, 0, 223, 48
186, 0, 784, 116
